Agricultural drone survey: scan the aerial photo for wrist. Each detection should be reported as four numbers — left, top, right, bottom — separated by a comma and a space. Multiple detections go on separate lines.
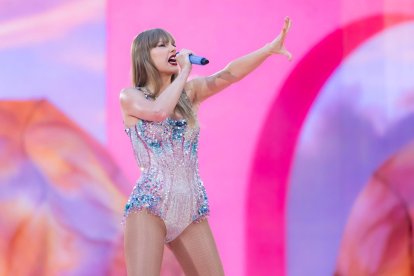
180, 64, 192, 75
262, 43, 274, 56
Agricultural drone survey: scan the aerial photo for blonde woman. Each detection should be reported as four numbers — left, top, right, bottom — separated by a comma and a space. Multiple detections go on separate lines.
120, 17, 292, 276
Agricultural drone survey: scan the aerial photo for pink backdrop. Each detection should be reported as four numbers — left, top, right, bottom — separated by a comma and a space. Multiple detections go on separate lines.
106, 0, 414, 275
1, 0, 414, 275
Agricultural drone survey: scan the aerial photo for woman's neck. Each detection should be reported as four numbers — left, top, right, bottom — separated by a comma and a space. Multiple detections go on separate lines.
147, 74, 172, 97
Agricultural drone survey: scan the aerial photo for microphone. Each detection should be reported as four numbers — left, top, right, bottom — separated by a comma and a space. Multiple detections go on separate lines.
176, 52, 209, 65
189, 54, 209, 65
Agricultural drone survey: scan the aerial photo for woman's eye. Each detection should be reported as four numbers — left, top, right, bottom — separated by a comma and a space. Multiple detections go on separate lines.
158, 44, 165, 47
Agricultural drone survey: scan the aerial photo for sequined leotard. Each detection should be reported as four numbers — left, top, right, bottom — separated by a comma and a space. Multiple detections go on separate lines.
123, 92, 209, 242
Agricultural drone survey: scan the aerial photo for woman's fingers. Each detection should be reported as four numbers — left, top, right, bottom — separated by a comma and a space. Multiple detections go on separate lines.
281, 48, 293, 61
283, 17, 292, 34
176, 49, 193, 69
279, 17, 291, 45
177, 49, 193, 60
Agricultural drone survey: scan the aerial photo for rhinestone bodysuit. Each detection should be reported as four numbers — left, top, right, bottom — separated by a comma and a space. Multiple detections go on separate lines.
123, 92, 209, 243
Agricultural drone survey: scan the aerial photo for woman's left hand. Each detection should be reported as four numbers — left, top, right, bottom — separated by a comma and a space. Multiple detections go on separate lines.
268, 17, 292, 60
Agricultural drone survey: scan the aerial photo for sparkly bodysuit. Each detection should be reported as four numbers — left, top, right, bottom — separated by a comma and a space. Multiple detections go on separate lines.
123, 92, 209, 243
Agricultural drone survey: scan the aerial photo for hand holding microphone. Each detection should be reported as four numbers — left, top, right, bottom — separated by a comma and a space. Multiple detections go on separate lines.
175, 49, 193, 70
177, 51, 209, 65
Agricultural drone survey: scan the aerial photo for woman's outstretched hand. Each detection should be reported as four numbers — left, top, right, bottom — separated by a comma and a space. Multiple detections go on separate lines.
268, 17, 292, 60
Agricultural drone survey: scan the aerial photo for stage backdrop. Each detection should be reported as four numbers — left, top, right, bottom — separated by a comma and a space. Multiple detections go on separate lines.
107, 0, 414, 275
1, 0, 414, 275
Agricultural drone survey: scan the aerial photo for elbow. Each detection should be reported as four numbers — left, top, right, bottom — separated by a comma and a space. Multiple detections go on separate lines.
222, 67, 242, 83
152, 109, 169, 122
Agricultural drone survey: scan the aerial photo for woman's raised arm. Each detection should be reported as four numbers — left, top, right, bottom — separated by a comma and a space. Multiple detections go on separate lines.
188, 17, 292, 104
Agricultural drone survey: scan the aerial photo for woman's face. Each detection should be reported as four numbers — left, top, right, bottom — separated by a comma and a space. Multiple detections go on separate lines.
150, 39, 178, 75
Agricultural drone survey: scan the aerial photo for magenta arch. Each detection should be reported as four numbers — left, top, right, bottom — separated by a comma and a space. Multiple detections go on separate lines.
245, 14, 414, 275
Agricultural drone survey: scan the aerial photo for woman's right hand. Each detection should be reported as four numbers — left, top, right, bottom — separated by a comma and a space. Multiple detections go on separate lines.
267, 17, 292, 60
176, 49, 193, 71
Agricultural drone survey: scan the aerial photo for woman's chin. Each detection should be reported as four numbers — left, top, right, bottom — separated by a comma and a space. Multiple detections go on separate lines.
159, 66, 179, 76
168, 68, 179, 75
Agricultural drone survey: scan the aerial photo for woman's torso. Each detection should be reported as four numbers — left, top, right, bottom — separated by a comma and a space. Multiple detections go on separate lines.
122, 88, 209, 241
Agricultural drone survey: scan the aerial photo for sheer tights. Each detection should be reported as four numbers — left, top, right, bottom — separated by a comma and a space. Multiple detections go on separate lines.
124, 210, 224, 276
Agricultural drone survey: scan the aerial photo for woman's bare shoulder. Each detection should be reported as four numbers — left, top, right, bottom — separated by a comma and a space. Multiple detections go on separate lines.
119, 87, 145, 104
120, 87, 138, 97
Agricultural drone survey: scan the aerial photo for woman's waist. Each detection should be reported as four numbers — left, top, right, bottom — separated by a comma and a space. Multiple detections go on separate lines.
135, 168, 203, 192
138, 158, 198, 171
137, 165, 201, 180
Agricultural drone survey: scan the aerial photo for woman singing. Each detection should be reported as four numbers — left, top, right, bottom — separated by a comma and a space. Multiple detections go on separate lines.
120, 17, 292, 276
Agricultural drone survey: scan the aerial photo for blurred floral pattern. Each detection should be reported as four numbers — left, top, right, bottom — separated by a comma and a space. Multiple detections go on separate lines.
0, 100, 128, 275
336, 141, 414, 275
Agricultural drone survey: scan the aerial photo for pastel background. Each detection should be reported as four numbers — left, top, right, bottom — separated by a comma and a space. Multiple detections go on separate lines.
1, 0, 414, 275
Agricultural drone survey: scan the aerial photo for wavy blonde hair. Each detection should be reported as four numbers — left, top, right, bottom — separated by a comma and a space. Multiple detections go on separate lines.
131, 28, 195, 125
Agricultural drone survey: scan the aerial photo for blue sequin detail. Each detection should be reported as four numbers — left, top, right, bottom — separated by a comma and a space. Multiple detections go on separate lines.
125, 194, 159, 211
198, 205, 209, 216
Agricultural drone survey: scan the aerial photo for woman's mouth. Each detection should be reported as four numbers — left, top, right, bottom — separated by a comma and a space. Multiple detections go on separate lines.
168, 55, 177, 66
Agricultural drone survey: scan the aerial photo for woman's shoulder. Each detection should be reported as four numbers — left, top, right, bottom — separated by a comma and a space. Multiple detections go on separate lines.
120, 87, 149, 98
120, 86, 139, 96
119, 87, 148, 106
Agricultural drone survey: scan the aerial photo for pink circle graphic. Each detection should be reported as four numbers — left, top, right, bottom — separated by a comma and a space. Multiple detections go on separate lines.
245, 14, 414, 275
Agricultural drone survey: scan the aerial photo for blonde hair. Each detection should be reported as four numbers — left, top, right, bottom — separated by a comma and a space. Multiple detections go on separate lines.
131, 28, 195, 125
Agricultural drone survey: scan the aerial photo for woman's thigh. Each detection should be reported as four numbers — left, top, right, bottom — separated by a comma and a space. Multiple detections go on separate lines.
168, 219, 224, 276
124, 210, 166, 276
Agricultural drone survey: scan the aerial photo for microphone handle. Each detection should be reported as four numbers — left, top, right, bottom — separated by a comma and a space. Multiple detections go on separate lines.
176, 52, 209, 65
189, 54, 209, 65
